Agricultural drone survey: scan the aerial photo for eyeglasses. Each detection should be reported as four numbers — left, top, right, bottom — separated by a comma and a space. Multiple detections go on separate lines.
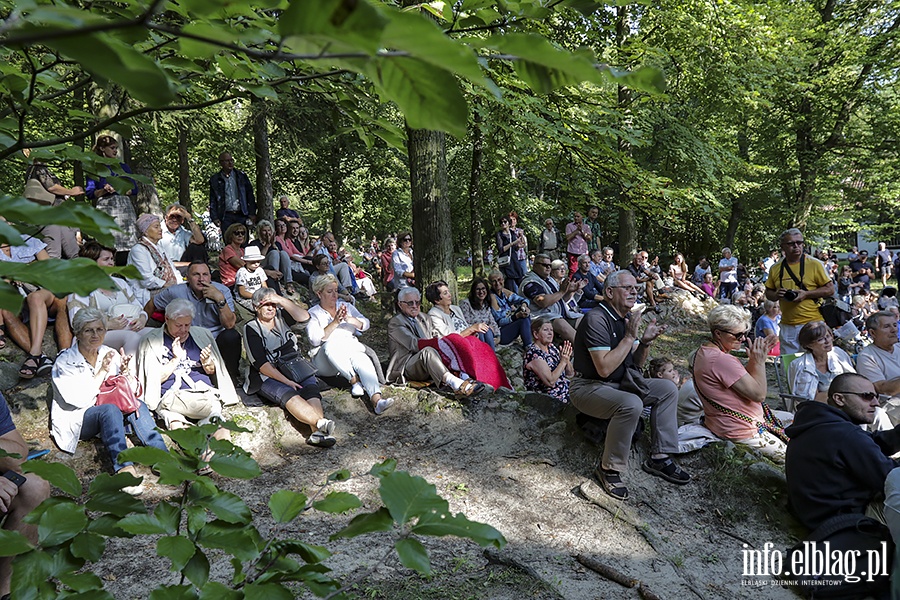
783, 240, 804, 247
609, 285, 639, 293
500, 219, 510, 224
399, 300, 421, 307
837, 391, 878, 402
258, 302, 277, 309
234, 231, 246, 236
720, 329, 749, 340
401, 238, 412, 242
534, 262, 551, 268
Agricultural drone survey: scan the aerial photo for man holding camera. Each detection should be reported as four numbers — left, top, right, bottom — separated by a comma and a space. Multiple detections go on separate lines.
0, 391, 50, 599
765, 228, 834, 354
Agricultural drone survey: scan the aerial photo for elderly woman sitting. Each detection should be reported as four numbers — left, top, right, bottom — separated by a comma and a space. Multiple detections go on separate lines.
425, 280, 492, 347
788, 320, 892, 430
52, 308, 168, 495
136, 298, 237, 442
242, 288, 337, 447
693, 304, 791, 462
127, 213, 180, 298
307, 274, 393, 415
68, 241, 149, 356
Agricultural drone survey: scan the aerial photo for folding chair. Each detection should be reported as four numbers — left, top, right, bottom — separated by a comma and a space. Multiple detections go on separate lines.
772, 352, 806, 412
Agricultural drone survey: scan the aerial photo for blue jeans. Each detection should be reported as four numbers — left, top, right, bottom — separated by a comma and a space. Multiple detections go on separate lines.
500, 317, 532, 346
81, 403, 167, 472
478, 330, 495, 350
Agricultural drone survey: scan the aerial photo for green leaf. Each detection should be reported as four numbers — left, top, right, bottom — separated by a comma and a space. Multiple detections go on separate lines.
411, 512, 506, 548
69, 532, 106, 562
198, 581, 242, 600
0, 281, 21, 314
395, 538, 431, 575
85, 490, 147, 517
10, 550, 55, 598
208, 450, 261, 479
43, 33, 175, 105
243, 582, 294, 600
87, 514, 132, 538
37, 502, 88, 546
269, 489, 308, 523
194, 490, 252, 524
148, 584, 197, 600
21, 460, 82, 496
326, 468, 351, 482
183, 549, 210, 588
186, 505, 208, 537
0, 529, 32, 556
117, 446, 172, 469
381, 11, 493, 94
58, 571, 104, 593
312, 491, 361, 514
160, 424, 209, 452
274, 540, 331, 563
378, 471, 448, 526
279, 0, 387, 55
0, 259, 121, 307
330, 507, 393, 540
368, 458, 397, 478
158, 535, 196, 572
155, 502, 182, 533
366, 57, 468, 138
196, 520, 262, 561
118, 513, 174, 536
61, 591, 116, 600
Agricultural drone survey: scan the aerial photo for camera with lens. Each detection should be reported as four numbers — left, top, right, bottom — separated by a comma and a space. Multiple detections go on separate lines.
783, 289, 799, 301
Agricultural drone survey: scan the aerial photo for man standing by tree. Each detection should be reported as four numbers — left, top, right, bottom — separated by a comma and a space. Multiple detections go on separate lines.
586, 205, 602, 254
765, 228, 834, 354
539, 218, 560, 260
209, 152, 255, 235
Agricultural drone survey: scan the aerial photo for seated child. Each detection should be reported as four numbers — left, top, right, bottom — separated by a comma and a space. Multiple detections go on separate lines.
700, 272, 717, 298
234, 246, 268, 311
646, 356, 701, 427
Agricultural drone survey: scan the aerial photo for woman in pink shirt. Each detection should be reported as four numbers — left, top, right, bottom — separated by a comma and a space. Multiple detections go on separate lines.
692, 304, 790, 462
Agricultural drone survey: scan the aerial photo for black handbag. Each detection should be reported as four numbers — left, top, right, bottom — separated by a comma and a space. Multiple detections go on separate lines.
275, 350, 318, 383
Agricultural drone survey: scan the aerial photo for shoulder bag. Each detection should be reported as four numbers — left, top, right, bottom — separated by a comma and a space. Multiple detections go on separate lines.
97, 375, 142, 415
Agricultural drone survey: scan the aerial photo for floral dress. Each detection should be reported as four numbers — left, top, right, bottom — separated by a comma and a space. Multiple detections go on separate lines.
523, 343, 569, 403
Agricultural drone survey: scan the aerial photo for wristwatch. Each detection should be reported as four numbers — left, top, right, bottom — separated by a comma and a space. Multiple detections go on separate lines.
216, 299, 227, 308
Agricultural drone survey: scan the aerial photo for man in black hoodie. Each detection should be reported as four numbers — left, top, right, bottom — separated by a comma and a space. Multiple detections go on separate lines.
785, 373, 900, 530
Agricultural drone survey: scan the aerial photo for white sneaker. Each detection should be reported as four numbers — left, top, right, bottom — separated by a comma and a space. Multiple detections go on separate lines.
351, 382, 365, 397
374, 397, 395, 415
317, 418, 335, 436
122, 484, 144, 496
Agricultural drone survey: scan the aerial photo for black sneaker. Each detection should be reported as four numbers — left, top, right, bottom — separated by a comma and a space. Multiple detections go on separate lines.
307, 431, 336, 448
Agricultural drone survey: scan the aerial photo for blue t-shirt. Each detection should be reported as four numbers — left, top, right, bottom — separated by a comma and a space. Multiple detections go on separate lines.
0, 391, 15, 436
755, 314, 779, 338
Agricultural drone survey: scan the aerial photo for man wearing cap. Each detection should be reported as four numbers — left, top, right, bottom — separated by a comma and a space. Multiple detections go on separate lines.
209, 152, 255, 234
159, 203, 207, 271
144, 260, 242, 385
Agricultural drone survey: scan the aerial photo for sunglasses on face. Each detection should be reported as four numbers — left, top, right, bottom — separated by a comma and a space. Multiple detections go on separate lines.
399, 300, 421, 307
837, 391, 878, 402
720, 329, 749, 340
234, 231, 246, 236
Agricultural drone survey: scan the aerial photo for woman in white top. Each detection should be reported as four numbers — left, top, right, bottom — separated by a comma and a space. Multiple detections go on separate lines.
127, 213, 179, 297
788, 320, 891, 430
391, 232, 415, 289
68, 241, 148, 356
307, 275, 393, 415
51, 308, 168, 495
424, 280, 491, 343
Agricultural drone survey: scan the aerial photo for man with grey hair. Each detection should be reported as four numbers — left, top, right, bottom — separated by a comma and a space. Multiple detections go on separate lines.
159, 203, 207, 270
386, 287, 485, 397
717, 247, 738, 301
857, 312, 900, 416
521, 253, 585, 343
275, 195, 302, 225
764, 228, 834, 354
136, 298, 239, 433
144, 260, 241, 384
570, 269, 689, 501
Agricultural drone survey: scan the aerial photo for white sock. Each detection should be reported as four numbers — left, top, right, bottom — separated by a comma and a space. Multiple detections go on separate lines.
460, 373, 471, 380
443, 374, 465, 391
351, 382, 365, 396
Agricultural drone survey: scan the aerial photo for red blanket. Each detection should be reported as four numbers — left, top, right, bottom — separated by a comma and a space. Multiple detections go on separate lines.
418, 334, 511, 391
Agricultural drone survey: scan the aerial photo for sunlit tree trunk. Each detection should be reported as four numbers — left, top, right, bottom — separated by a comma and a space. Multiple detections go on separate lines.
177, 125, 190, 210
468, 104, 484, 278
252, 97, 273, 223
616, 4, 637, 261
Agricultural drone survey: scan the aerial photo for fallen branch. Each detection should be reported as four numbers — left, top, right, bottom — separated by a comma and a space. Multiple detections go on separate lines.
638, 583, 663, 600
575, 554, 637, 588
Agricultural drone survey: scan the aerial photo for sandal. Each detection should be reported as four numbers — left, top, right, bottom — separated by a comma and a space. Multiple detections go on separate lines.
595, 468, 629, 501
642, 457, 691, 485
0, 328, 6, 350
36, 354, 53, 377
18, 354, 40, 380
456, 379, 485, 398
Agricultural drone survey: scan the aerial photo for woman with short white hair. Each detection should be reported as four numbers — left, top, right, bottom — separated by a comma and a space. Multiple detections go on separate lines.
693, 304, 790, 461
307, 274, 393, 415
53, 308, 167, 495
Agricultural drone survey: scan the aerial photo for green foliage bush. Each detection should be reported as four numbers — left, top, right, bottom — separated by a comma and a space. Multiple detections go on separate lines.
1, 421, 505, 599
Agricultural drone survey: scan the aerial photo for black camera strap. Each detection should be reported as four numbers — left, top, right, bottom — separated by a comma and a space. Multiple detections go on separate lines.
779, 256, 807, 291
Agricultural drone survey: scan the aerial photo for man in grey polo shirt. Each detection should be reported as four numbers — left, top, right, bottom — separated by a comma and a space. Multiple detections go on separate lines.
144, 260, 242, 385
857, 311, 900, 422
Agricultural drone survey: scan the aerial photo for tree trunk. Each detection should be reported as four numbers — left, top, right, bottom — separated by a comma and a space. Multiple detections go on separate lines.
252, 97, 273, 224
407, 125, 455, 296
330, 142, 344, 245
133, 165, 161, 216
792, 109, 816, 232
615, 5, 636, 262
72, 85, 85, 189
724, 130, 750, 249
468, 104, 484, 278
177, 124, 190, 211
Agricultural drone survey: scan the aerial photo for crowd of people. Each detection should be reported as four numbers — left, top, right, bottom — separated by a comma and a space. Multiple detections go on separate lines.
6, 145, 900, 595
